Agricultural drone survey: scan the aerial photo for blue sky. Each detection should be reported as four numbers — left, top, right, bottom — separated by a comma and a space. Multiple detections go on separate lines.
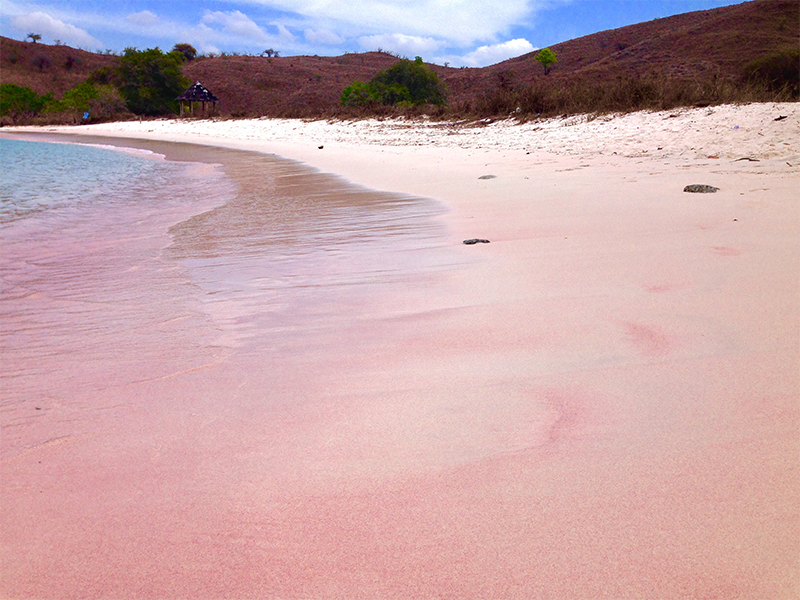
1, 0, 747, 67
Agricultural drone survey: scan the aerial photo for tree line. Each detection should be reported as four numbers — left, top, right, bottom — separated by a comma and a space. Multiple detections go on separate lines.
1, 44, 197, 123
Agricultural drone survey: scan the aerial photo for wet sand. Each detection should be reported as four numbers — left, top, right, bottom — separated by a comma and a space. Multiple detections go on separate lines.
2, 104, 799, 599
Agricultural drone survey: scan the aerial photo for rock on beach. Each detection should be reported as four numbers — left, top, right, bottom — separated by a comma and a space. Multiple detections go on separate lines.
684, 184, 719, 193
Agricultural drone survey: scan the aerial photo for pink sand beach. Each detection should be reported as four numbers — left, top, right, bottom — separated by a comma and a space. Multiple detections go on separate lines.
1, 103, 798, 598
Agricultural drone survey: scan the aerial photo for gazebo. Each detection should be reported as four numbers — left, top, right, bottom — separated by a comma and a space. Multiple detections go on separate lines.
177, 81, 219, 116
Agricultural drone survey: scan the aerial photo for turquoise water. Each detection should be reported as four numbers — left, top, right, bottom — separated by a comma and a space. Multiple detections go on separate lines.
0, 136, 200, 221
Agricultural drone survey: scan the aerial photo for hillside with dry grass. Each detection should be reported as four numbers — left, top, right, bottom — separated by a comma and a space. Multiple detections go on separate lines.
446, 0, 798, 115
1, 0, 797, 122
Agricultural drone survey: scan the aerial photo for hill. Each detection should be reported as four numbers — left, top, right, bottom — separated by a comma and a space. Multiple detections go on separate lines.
444, 0, 798, 110
0, 39, 116, 98
1, 0, 797, 121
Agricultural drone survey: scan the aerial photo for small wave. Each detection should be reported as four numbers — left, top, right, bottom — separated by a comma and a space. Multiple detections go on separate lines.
81, 143, 166, 160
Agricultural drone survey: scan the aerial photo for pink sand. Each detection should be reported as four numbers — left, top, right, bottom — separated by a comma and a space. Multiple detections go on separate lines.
2, 104, 798, 599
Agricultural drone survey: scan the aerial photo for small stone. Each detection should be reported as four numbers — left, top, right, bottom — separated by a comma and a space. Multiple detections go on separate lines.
463, 238, 490, 245
684, 184, 719, 193
478, 175, 497, 180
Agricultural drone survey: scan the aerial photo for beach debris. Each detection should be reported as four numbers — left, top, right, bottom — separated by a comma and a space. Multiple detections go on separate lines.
774, 115, 788, 121
684, 184, 719, 193
735, 157, 759, 161
463, 238, 491, 245
318, 145, 324, 149
478, 174, 497, 179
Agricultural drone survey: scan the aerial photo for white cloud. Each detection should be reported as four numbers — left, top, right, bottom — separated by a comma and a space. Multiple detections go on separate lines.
358, 33, 445, 57
240, 0, 536, 45
11, 10, 102, 48
202, 10, 270, 42
126, 10, 159, 27
459, 38, 536, 67
304, 28, 343, 45
273, 22, 294, 41
199, 10, 295, 48
0, 1, 564, 62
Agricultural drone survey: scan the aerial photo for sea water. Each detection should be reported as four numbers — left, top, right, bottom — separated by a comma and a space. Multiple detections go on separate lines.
0, 135, 450, 457
1, 137, 196, 221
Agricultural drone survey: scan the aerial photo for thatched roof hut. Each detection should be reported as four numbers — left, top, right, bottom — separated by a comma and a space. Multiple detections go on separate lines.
177, 81, 219, 116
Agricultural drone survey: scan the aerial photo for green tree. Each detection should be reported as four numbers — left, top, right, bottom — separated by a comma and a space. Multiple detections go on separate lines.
534, 48, 557, 75
0, 83, 50, 121
373, 56, 446, 105
172, 43, 197, 61
341, 56, 446, 107
117, 47, 189, 116
26, 33, 41, 43
60, 82, 99, 112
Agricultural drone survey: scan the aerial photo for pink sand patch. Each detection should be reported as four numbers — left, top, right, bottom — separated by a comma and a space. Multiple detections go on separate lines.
712, 245, 741, 256
622, 322, 672, 357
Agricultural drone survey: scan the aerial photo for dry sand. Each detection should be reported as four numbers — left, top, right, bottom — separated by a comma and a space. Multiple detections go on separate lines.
2, 103, 799, 598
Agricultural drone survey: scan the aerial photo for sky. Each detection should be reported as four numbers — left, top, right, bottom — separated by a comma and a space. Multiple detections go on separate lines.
0, 0, 748, 67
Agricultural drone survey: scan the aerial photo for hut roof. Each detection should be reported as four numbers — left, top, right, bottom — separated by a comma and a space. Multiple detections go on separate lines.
177, 81, 219, 103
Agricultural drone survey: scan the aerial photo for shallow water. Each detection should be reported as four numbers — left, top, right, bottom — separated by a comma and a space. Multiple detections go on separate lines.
0, 134, 451, 455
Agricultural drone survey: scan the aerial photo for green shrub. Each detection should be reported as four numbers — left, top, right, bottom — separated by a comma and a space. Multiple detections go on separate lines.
0, 83, 50, 120
341, 80, 380, 106
59, 82, 99, 112
341, 56, 446, 107
35, 82, 124, 121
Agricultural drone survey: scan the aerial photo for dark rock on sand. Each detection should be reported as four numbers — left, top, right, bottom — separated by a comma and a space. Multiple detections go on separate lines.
478, 175, 497, 180
684, 184, 719, 193
463, 238, 491, 245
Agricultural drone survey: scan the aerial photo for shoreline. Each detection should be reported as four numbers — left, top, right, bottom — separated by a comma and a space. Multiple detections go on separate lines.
6, 102, 798, 247
2, 104, 798, 598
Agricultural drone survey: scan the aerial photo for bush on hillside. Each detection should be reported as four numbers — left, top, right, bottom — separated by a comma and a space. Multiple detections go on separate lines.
46, 82, 127, 120
341, 80, 380, 106
342, 56, 446, 107
0, 83, 51, 121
